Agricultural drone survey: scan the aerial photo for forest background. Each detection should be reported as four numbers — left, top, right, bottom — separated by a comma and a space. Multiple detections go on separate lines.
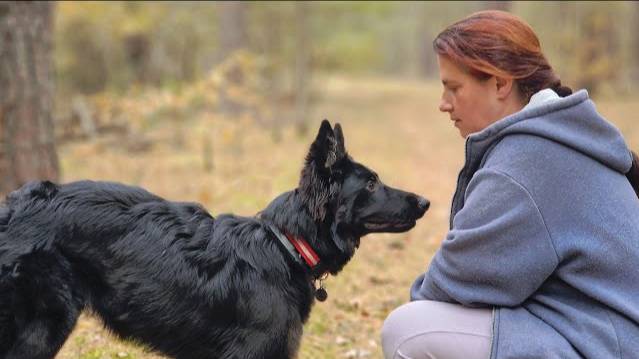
2, 2, 639, 358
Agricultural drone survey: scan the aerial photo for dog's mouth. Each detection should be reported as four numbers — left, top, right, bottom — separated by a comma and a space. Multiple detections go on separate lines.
362, 220, 416, 233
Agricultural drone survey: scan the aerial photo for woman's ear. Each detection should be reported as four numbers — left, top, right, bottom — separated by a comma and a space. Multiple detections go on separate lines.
495, 75, 515, 100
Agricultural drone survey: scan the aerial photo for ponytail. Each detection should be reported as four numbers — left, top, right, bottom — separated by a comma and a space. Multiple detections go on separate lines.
551, 80, 573, 98
627, 151, 639, 198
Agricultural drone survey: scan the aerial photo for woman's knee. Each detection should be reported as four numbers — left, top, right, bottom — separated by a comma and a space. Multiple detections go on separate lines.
381, 301, 428, 358
381, 301, 493, 359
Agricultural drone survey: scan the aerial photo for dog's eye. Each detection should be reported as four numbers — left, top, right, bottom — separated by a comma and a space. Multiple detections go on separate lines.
366, 180, 377, 192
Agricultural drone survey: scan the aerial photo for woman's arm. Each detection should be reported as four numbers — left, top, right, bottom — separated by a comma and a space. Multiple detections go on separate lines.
411, 168, 559, 307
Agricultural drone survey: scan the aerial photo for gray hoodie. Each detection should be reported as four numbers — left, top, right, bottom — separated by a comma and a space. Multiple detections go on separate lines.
411, 89, 639, 358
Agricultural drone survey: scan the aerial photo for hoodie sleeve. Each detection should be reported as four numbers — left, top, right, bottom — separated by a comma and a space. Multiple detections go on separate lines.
411, 168, 559, 307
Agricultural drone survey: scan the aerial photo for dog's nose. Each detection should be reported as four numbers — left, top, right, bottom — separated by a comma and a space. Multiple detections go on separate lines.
416, 196, 430, 212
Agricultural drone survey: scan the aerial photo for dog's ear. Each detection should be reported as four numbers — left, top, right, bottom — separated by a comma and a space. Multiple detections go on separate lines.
333, 123, 346, 161
299, 119, 343, 221
306, 120, 344, 171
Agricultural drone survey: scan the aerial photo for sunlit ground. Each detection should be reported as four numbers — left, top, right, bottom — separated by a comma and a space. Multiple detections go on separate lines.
55, 75, 639, 359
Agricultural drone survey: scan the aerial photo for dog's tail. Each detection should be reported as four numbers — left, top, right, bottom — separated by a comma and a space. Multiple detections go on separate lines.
627, 150, 639, 199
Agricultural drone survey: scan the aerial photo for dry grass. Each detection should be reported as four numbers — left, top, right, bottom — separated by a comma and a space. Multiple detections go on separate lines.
54, 76, 639, 359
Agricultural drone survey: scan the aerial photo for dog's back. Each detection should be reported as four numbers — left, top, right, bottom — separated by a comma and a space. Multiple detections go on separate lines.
0, 180, 228, 358
0, 180, 306, 359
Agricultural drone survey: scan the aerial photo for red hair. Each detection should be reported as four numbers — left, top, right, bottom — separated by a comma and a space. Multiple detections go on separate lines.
434, 10, 572, 101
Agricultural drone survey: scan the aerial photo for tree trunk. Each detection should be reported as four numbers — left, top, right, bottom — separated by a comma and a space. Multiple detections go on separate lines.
259, 4, 284, 142
216, 1, 248, 63
0, 1, 59, 196
294, 1, 311, 135
215, 1, 248, 116
575, 8, 617, 96
633, 2, 639, 84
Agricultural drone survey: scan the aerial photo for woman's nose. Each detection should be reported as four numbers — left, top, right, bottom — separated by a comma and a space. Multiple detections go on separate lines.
439, 100, 453, 113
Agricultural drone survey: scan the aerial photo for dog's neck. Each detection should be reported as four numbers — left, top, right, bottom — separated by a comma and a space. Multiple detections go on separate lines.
259, 190, 357, 278
266, 223, 321, 271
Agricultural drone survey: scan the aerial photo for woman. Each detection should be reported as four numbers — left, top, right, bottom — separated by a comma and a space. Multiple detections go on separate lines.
381, 10, 639, 359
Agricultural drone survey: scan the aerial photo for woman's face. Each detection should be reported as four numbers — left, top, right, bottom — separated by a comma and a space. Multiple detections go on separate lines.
437, 55, 517, 138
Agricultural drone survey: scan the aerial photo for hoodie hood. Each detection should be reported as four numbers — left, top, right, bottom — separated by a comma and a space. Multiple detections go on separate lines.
466, 89, 632, 174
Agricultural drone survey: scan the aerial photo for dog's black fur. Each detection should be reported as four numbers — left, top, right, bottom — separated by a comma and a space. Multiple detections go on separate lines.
0, 120, 428, 359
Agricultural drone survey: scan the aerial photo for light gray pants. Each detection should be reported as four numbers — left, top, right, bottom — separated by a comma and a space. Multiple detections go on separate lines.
381, 300, 494, 359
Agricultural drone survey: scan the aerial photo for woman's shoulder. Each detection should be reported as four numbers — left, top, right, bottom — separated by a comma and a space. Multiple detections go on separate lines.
481, 132, 630, 203
483, 133, 573, 171
479, 133, 605, 192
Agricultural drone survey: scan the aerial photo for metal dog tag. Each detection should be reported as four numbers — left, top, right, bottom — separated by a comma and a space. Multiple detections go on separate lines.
315, 287, 328, 302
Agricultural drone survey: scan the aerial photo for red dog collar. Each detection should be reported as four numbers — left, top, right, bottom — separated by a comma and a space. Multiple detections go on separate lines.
267, 224, 321, 269
283, 232, 320, 268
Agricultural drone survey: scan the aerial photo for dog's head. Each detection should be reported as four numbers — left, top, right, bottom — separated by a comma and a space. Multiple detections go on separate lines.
299, 120, 429, 255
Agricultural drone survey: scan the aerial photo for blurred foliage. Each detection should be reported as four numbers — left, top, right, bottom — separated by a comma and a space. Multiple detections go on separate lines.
55, 1, 638, 101
54, 49, 269, 145
56, 1, 218, 95
50, 1, 639, 175
519, 1, 634, 96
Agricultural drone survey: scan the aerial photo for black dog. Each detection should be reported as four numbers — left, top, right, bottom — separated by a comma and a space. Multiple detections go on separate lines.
0, 120, 428, 359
